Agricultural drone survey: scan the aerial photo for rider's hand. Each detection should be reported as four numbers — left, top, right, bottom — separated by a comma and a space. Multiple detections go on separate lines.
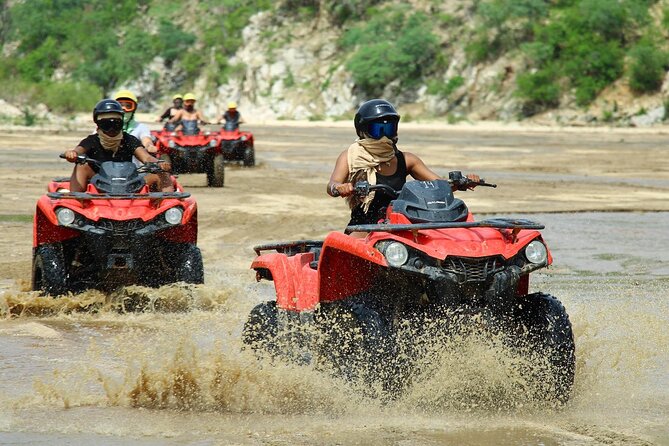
64, 150, 78, 162
333, 182, 354, 197
161, 161, 172, 172
466, 173, 480, 189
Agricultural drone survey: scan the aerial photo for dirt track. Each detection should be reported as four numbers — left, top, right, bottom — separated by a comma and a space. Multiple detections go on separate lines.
0, 121, 668, 286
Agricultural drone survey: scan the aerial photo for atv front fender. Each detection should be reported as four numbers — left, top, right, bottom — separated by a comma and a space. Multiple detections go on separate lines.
318, 232, 387, 303
252, 252, 319, 311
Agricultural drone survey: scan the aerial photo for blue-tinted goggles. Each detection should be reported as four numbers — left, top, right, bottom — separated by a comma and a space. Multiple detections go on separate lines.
368, 120, 398, 139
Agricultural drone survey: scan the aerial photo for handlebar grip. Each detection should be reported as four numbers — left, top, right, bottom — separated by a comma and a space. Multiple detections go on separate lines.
59, 153, 66, 159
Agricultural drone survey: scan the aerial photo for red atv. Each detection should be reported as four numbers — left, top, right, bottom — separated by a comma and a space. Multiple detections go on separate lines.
243, 172, 575, 403
32, 155, 203, 296
218, 121, 255, 167
152, 126, 225, 187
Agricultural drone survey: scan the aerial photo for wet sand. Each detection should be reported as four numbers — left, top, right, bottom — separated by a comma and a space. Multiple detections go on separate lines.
0, 122, 668, 445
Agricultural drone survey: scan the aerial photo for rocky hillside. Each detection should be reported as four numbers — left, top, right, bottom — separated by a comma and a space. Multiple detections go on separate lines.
2, 0, 669, 126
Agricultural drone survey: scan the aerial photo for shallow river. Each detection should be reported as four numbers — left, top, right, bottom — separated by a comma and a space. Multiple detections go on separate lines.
0, 123, 668, 445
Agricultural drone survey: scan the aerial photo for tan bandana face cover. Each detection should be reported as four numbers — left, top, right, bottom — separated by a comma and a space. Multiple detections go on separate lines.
346, 136, 396, 212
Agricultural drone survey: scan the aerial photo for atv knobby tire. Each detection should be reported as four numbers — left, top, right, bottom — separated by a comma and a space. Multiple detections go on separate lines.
243, 146, 255, 167
32, 243, 68, 297
206, 153, 225, 187
316, 300, 395, 395
509, 292, 575, 404
175, 244, 204, 284
242, 301, 279, 355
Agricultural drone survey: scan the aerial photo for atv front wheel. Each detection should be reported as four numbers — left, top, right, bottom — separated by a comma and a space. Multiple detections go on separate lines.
32, 243, 68, 296
509, 292, 575, 404
316, 301, 394, 394
243, 146, 255, 167
242, 301, 278, 354
175, 244, 204, 284
206, 153, 225, 187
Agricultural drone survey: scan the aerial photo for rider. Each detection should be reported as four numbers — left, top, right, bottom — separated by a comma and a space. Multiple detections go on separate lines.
218, 101, 244, 129
64, 99, 173, 193
156, 94, 183, 130
327, 99, 479, 226
169, 92, 209, 134
114, 90, 157, 155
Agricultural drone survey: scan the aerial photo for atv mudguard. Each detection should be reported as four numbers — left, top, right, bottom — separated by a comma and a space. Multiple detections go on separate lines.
252, 231, 388, 311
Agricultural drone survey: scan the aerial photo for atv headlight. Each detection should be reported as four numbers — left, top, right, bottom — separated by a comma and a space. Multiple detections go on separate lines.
384, 242, 409, 267
525, 240, 547, 264
209, 139, 218, 148
168, 140, 176, 149
240, 135, 248, 141
56, 207, 76, 226
164, 207, 183, 225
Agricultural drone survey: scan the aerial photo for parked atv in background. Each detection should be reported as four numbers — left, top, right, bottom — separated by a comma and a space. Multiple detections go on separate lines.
243, 172, 575, 403
32, 155, 203, 296
219, 121, 255, 167
152, 123, 225, 187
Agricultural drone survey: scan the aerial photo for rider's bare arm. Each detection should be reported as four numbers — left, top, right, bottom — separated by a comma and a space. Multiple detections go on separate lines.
197, 111, 209, 125
405, 152, 440, 181
168, 110, 183, 123
405, 152, 479, 190
327, 150, 354, 197
133, 147, 160, 164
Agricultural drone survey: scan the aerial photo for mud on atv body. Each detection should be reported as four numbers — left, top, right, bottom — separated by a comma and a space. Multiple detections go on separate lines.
151, 128, 225, 187
244, 175, 575, 403
219, 121, 255, 167
32, 157, 204, 296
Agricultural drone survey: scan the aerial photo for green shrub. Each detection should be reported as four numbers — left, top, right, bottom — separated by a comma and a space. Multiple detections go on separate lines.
628, 41, 667, 93
427, 76, 465, 97
343, 9, 438, 95
516, 68, 561, 113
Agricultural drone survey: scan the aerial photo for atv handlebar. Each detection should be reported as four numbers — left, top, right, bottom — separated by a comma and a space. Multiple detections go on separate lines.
354, 182, 399, 198
60, 154, 166, 173
448, 171, 496, 190
352, 171, 496, 198
60, 153, 101, 167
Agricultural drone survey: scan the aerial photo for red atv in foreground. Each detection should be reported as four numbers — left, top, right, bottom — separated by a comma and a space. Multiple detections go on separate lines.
243, 173, 575, 403
152, 126, 225, 187
219, 121, 255, 167
32, 155, 203, 296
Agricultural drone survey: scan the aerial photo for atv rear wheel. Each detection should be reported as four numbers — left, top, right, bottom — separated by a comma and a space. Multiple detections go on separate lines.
508, 293, 575, 404
243, 146, 255, 167
175, 244, 204, 284
242, 301, 278, 354
32, 243, 68, 297
206, 153, 225, 187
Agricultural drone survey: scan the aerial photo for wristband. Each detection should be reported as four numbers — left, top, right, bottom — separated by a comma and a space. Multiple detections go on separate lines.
330, 183, 340, 197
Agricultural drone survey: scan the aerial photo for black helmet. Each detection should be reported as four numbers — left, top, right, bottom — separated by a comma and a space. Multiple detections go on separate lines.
354, 99, 400, 136
93, 99, 124, 122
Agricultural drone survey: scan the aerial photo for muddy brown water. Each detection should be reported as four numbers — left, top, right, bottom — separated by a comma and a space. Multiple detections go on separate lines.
0, 123, 668, 445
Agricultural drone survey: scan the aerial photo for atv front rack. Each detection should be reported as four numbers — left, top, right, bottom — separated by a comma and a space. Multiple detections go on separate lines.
253, 240, 324, 256
345, 218, 544, 234
47, 191, 191, 200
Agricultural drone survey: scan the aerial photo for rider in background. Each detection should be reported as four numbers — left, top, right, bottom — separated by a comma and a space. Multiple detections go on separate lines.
169, 92, 209, 134
218, 101, 244, 129
327, 99, 479, 226
115, 90, 157, 154
156, 94, 183, 130
64, 99, 173, 193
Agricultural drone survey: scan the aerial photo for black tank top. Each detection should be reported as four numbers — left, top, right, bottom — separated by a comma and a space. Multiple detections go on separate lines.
348, 149, 407, 225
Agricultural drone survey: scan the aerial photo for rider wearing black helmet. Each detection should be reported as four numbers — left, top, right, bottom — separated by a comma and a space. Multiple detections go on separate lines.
64, 99, 173, 192
327, 99, 479, 227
